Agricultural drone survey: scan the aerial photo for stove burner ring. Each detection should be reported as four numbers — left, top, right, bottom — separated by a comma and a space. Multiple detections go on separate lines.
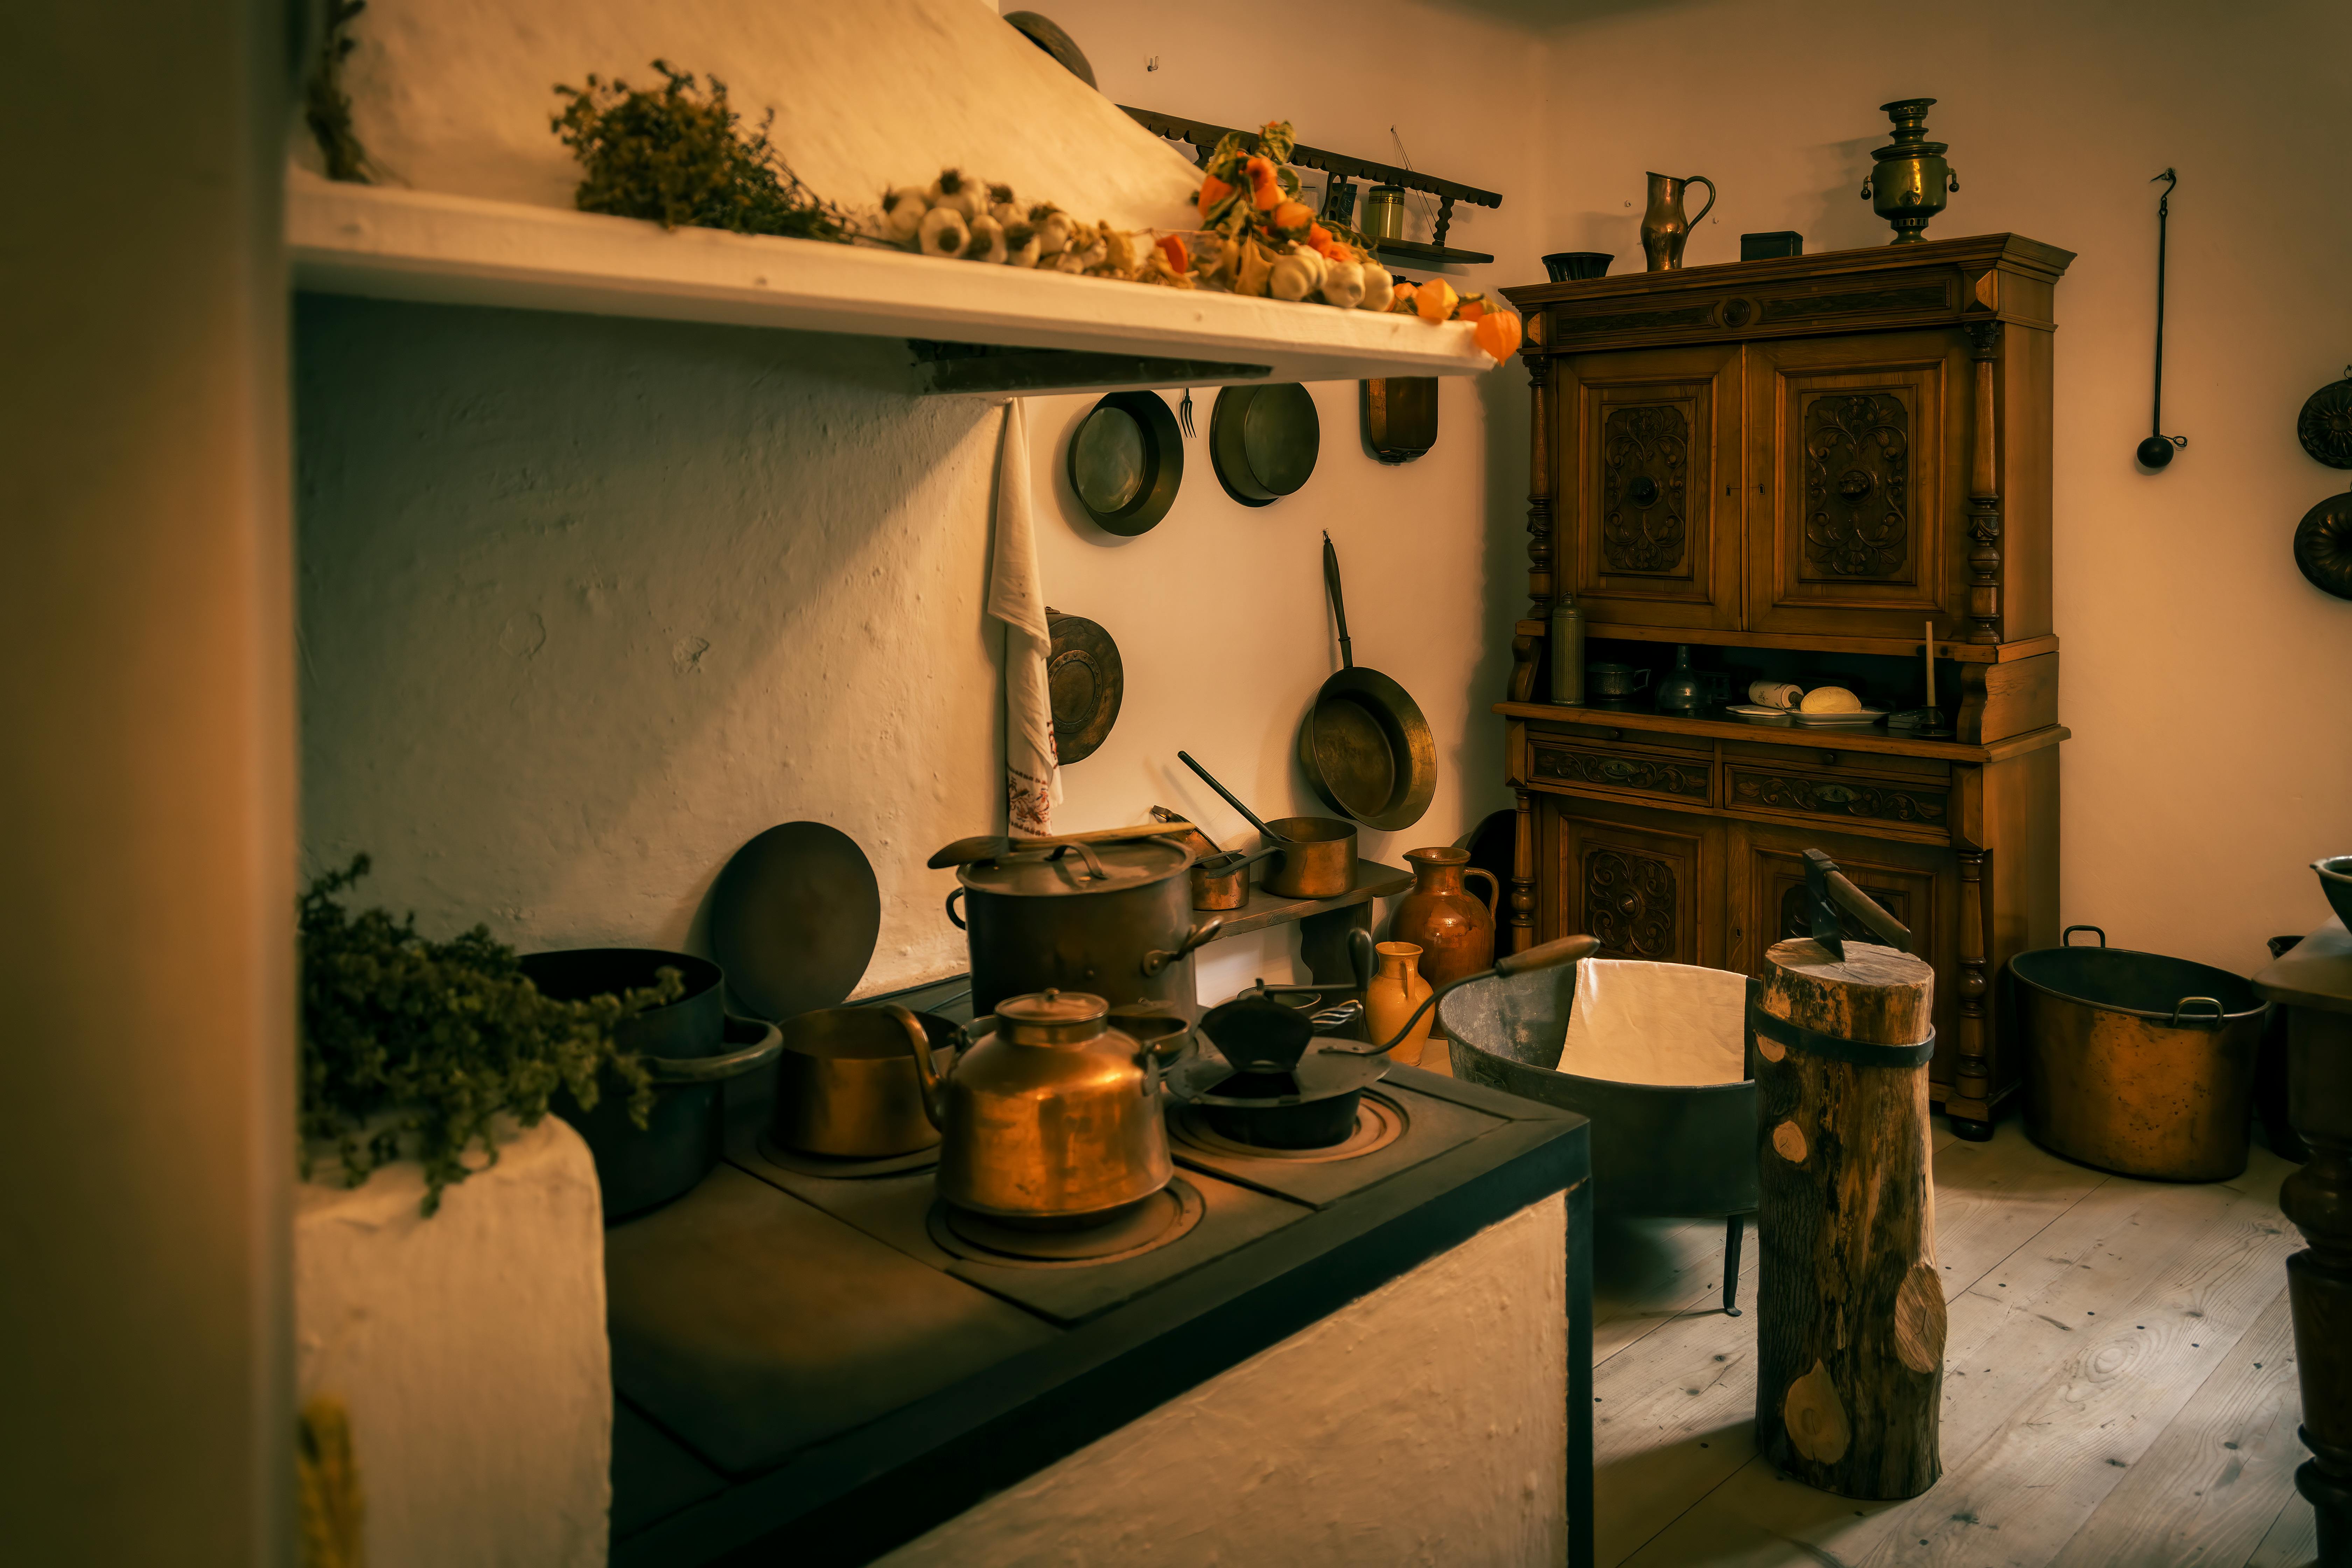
756, 1135, 939, 1180
1170, 1091, 1408, 1163
928, 1178, 1205, 1268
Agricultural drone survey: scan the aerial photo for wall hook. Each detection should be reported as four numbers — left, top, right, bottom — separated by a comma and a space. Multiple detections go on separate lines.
1146, 55, 1159, 72
2137, 168, 2188, 469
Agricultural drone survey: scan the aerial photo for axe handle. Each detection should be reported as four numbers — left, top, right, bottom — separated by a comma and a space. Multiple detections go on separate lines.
1822, 867, 1913, 953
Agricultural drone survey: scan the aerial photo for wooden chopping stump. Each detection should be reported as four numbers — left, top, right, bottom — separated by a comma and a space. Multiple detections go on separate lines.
1752, 937, 1942, 1500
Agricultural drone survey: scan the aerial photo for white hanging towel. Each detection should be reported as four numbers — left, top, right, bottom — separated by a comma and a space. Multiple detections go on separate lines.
987, 399, 1061, 835
1558, 959, 1748, 1086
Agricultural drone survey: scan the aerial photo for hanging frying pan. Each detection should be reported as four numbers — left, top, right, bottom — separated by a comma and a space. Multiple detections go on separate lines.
1210, 384, 1319, 507
1066, 392, 1181, 536
1298, 533, 1435, 831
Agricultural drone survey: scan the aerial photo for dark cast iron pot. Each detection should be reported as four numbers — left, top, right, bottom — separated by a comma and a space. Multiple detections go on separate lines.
521, 947, 782, 1222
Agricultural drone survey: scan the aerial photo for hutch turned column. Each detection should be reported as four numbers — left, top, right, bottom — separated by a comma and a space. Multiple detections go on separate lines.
1497, 234, 2073, 1139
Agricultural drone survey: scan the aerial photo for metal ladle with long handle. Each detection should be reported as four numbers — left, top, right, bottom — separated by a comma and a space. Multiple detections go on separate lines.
1176, 751, 1294, 845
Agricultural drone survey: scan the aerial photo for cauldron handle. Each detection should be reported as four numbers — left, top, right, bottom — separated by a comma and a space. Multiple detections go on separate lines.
2169, 996, 2225, 1029
2062, 924, 2106, 947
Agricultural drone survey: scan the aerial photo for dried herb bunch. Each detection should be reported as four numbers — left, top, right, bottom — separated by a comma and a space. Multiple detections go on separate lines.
552, 62, 849, 240
304, 0, 382, 183
299, 856, 677, 1215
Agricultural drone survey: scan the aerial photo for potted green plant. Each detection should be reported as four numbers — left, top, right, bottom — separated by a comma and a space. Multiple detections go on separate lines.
298, 855, 678, 1215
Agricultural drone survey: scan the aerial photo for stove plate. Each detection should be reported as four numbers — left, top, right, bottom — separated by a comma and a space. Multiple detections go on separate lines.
929, 1180, 1205, 1268
1170, 1091, 1408, 1164
1166, 1070, 1507, 1210
754, 1136, 938, 1180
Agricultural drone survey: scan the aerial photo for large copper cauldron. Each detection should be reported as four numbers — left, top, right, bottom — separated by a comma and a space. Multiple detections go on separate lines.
2015, 925, 2267, 1182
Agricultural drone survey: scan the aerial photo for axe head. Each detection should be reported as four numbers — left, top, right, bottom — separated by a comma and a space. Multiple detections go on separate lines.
1802, 848, 1848, 962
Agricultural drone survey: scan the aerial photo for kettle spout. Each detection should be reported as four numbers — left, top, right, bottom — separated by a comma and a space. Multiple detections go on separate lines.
891, 1004, 949, 1129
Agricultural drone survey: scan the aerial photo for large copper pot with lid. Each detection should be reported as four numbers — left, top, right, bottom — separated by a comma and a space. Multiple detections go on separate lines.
946, 839, 1222, 1021
909, 989, 1189, 1223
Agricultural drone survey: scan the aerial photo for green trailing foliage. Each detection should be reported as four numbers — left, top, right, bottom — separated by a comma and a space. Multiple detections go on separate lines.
552, 61, 850, 241
299, 856, 677, 1216
304, 0, 381, 184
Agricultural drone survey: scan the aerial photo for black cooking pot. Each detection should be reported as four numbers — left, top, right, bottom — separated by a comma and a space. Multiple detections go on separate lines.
947, 840, 1220, 1022
521, 947, 781, 1222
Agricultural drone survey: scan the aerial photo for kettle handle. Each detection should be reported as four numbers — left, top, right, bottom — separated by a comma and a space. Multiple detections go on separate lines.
896, 1003, 949, 1129
1464, 866, 1500, 919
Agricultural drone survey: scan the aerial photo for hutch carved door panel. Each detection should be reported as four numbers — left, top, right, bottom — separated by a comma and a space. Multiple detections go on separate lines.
1558, 344, 1743, 630
1540, 796, 1724, 968
1724, 820, 1961, 1092
1745, 330, 1970, 640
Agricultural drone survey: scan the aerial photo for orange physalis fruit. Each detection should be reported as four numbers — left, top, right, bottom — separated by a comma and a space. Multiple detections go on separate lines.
1475, 310, 1524, 360
1415, 278, 1460, 322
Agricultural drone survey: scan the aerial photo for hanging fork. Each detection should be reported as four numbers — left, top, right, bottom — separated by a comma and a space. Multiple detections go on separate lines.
1178, 388, 1196, 438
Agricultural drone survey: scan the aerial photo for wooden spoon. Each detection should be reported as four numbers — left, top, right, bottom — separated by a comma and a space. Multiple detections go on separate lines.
925, 822, 1197, 870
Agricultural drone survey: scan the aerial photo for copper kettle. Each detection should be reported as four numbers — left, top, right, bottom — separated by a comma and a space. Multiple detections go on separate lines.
909, 989, 1189, 1223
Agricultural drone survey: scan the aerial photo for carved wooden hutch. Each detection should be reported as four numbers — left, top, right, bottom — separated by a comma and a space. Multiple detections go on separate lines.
1497, 234, 2073, 1138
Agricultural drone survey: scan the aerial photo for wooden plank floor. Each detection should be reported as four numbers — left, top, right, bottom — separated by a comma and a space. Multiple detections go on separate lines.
1581, 1121, 2316, 1568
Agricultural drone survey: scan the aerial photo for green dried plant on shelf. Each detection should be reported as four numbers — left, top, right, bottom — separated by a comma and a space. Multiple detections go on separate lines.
552, 61, 850, 241
299, 856, 678, 1216
303, 0, 383, 184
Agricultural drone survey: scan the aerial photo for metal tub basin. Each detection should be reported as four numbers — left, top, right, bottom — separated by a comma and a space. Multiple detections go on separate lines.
1437, 962, 1758, 1219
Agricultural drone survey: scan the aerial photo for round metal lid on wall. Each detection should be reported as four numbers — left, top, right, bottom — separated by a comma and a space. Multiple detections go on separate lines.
1002, 11, 1097, 88
709, 822, 881, 1022
2298, 369, 2352, 469
1210, 384, 1320, 507
1044, 610, 1122, 763
2295, 493, 2352, 601
1066, 392, 1181, 536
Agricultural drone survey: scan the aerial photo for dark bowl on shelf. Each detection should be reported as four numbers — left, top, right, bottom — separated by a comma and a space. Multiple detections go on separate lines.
2316, 857, 2352, 928
1542, 252, 1613, 282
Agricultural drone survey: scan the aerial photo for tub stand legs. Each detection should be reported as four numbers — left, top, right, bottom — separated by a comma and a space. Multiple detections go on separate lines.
1723, 1213, 1745, 1316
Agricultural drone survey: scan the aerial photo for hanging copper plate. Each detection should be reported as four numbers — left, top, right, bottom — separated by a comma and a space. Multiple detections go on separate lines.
2298, 370, 2352, 469
2295, 493, 2352, 601
1067, 391, 1182, 535
1210, 384, 1320, 506
1044, 610, 1123, 763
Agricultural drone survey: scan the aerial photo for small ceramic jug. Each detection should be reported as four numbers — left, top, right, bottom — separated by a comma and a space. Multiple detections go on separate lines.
1391, 848, 1499, 1034
1640, 172, 1717, 272
1364, 941, 1436, 1068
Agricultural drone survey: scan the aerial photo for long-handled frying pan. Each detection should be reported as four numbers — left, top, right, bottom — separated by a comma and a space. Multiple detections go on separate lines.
1297, 533, 1436, 831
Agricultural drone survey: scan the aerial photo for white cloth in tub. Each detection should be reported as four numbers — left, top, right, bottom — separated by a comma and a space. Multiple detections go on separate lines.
1557, 959, 1748, 1086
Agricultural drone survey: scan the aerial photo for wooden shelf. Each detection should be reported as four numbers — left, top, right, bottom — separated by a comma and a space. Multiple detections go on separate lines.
1374, 239, 1496, 267
1574, 624, 2059, 665
1493, 702, 2069, 764
1205, 860, 1414, 942
286, 173, 1498, 395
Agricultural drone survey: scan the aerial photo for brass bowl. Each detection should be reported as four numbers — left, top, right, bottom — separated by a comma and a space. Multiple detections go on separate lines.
2315, 857, 2352, 928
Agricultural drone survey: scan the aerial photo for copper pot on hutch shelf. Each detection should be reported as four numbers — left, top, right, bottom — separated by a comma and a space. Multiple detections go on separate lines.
1390, 847, 1499, 1038
1639, 172, 1716, 271
1362, 941, 1437, 1067
908, 988, 1189, 1225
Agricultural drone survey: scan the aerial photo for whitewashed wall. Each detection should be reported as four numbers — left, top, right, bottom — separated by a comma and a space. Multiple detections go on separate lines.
1534, 0, 2352, 971
296, 0, 1552, 997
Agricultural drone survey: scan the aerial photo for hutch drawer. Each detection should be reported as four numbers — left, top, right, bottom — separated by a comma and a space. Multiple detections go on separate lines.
1719, 758, 1953, 842
1528, 731, 1714, 808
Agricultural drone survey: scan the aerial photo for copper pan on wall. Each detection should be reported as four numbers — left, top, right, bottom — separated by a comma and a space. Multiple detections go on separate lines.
1298, 533, 1435, 831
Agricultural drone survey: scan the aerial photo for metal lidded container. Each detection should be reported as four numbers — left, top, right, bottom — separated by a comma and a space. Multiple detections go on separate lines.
2014, 925, 2267, 1181
1363, 185, 1407, 241
947, 839, 1220, 1021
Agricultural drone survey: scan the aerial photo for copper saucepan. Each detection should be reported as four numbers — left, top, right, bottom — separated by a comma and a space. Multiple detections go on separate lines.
1177, 751, 1356, 901
770, 1004, 960, 1158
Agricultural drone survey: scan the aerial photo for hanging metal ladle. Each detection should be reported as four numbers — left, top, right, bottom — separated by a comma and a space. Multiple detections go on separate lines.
2136, 168, 2189, 470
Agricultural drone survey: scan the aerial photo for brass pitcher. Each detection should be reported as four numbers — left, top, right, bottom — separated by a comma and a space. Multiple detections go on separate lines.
909, 989, 1189, 1223
1640, 172, 1717, 271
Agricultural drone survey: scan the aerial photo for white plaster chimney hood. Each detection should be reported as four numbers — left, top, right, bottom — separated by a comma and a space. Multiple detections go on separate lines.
288, 0, 1496, 393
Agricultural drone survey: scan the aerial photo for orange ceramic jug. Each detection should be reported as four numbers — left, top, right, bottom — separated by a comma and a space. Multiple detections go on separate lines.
1391, 847, 1499, 1036
1363, 941, 1436, 1067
